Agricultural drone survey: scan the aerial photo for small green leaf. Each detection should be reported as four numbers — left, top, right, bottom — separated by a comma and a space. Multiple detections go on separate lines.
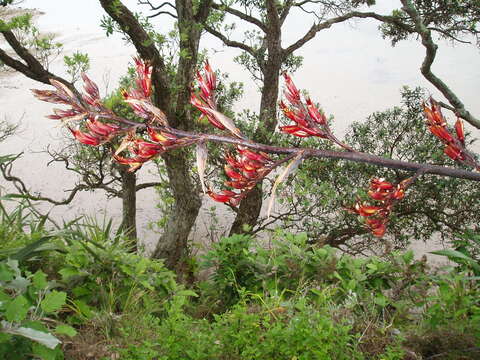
5, 295, 29, 322
402, 250, 414, 264
0, 262, 14, 282
59, 267, 80, 280
0, 289, 10, 303
40, 291, 66, 313
374, 293, 389, 307
431, 249, 480, 272
55, 324, 77, 337
9, 276, 30, 293
32, 342, 60, 359
32, 270, 48, 290
176, 289, 198, 297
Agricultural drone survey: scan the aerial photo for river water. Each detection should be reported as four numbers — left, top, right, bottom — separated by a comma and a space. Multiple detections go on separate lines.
1, 1, 479, 257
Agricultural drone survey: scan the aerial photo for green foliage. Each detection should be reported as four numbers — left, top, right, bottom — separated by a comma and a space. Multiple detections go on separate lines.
0, 199, 63, 264
0, 0, 15, 6
0, 13, 32, 32
200, 231, 428, 311
56, 231, 178, 318
380, 0, 480, 46
0, 11, 63, 73
273, 87, 480, 252
431, 230, 480, 276
63, 51, 90, 83
0, 259, 71, 359
0, 204, 479, 359
148, 298, 362, 360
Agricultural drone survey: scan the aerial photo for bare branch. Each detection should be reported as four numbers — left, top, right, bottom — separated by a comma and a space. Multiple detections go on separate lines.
212, 2, 267, 32
203, 24, 257, 57
135, 182, 163, 191
149, 10, 177, 18
0, 156, 89, 205
283, 11, 413, 56
137, 0, 175, 11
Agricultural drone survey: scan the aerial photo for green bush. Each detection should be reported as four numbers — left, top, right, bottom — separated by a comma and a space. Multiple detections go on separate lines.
0, 259, 75, 360
55, 237, 178, 322
200, 231, 427, 311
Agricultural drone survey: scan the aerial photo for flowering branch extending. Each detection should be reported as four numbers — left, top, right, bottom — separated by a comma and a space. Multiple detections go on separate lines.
32, 58, 480, 238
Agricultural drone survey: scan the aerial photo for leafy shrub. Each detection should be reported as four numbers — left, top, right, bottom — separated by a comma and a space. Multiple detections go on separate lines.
0, 259, 75, 360
56, 239, 178, 321
200, 231, 427, 312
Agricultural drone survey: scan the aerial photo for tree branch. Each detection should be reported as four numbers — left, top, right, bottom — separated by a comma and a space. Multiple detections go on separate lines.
400, 0, 480, 129
212, 1, 267, 32
98, 0, 172, 110
283, 11, 413, 56
135, 182, 163, 191
0, 155, 89, 205
0, 30, 79, 96
137, 0, 175, 12
153, 127, 480, 182
203, 23, 257, 57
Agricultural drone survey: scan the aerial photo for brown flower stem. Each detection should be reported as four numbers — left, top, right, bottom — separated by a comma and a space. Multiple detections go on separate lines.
149, 127, 480, 182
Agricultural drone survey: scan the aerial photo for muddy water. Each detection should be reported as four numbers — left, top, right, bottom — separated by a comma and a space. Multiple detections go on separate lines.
1, 2, 479, 258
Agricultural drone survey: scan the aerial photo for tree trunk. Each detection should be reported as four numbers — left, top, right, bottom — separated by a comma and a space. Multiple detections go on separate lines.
151, 0, 207, 273
118, 166, 137, 250
98, 0, 210, 272
152, 151, 201, 273
229, 58, 281, 235
229, 2, 282, 235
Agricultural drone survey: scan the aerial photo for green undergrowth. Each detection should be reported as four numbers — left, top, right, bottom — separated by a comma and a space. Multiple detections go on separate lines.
0, 200, 479, 359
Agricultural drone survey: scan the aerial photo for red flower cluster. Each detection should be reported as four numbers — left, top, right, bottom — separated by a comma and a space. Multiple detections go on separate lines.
349, 178, 410, 237
208, 147, 273, 207
82, 73, 101, 107
190, 62, 224, 130
32, 78, 121, 146
279, 73, 328, 138
121, 57, 161, 121
191, 62, 244, 139
69, 118, 120, 146
423, 99, 465, 161
113, 127, 190, 172
133, 56, 153, 98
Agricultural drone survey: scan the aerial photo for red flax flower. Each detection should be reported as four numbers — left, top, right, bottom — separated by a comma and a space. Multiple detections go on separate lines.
33, 76, 121, 146
133, 56, 153, 98
191, 62, 245, 139
348, 178, 411, 237
279, 74, 328, 139
279, 74, 354, 151
423, 99, 480, 171
190, 61, 224, 130
114, 135, 165, 172
207, 146, 274, 207
121, 58, 170, 125
423, 98, 466, 161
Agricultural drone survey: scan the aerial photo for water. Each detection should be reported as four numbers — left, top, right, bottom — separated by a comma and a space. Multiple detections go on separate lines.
1, 1, 479, 258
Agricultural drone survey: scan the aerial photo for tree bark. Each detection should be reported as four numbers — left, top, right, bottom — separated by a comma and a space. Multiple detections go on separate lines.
230, 2, 282, 235
118, 167, 137, 249
152, 151, 201, 272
